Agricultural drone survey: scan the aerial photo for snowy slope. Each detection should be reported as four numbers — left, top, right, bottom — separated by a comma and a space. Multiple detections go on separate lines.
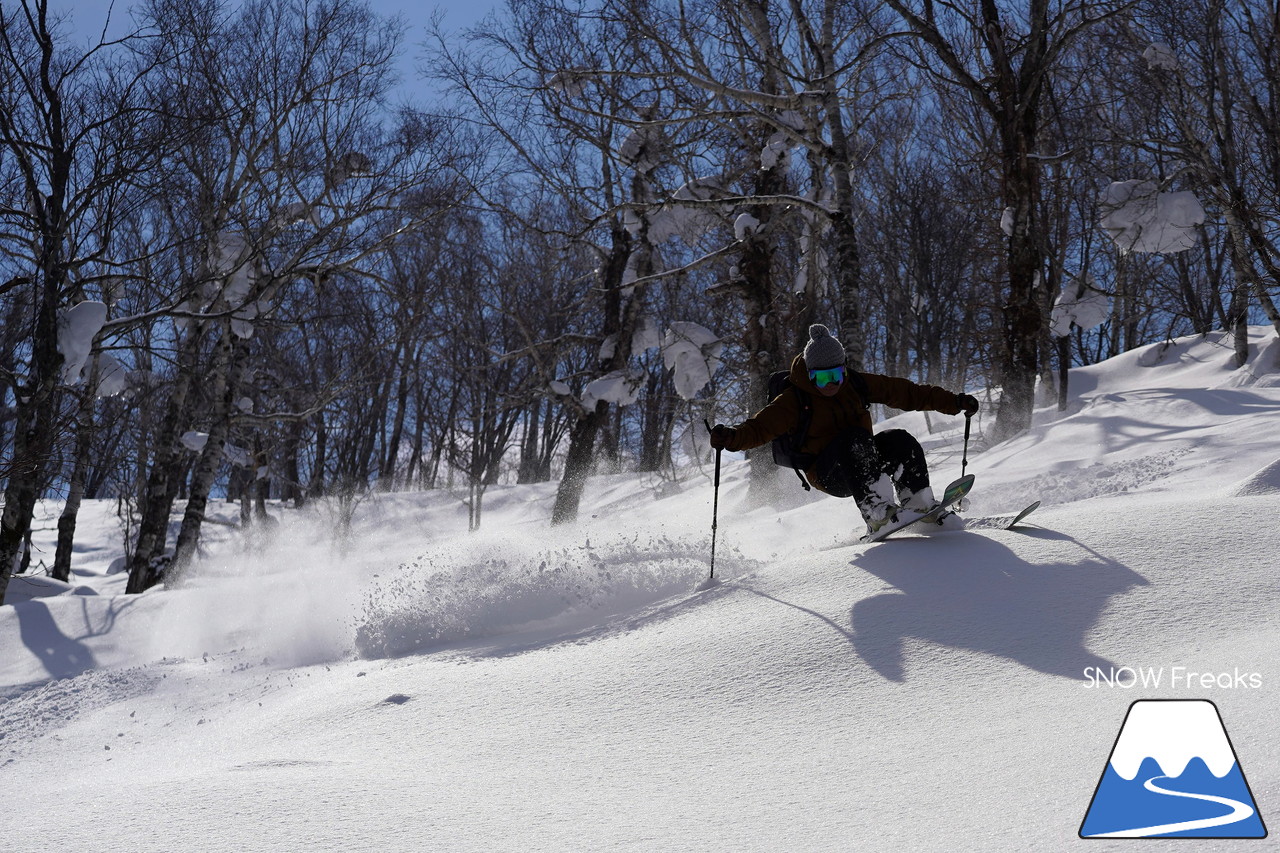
3, 328, 1279, 851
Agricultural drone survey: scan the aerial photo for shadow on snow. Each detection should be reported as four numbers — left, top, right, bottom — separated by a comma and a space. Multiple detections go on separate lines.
846, 530, 1146, 681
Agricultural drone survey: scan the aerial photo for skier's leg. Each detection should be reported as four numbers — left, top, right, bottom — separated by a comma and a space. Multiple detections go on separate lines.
814, 428, 898, 530
875, 429, 963, 530
814, 427, 880, 498
873, 429, 932, 510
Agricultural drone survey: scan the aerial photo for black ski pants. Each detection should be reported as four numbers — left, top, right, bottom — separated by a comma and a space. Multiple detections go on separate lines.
812, 427, 930, 503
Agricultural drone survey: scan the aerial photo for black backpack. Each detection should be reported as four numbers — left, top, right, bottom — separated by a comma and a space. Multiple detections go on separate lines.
767, 369, 870, 491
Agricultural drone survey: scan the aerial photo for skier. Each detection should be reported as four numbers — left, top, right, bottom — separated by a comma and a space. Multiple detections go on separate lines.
708, 324, 980, 536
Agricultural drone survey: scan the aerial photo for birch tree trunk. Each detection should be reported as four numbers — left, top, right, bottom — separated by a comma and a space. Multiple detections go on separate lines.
0, 3, 71, 603
552, 217, 638, 525
53, 357, 103, 582
551, 404, 606, 525
127, 330, 203, 593
172, 327, 250, 577
0, 284, 61, 602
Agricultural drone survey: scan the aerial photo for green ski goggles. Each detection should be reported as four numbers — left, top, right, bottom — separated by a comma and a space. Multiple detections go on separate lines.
808, 366, 845, 388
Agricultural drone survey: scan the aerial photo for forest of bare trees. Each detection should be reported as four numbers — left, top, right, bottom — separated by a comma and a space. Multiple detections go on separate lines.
2, 0, 1279, 604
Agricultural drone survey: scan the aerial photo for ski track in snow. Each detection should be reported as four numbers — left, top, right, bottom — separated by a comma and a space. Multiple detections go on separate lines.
976, 448, 1193, 513
0, 667, 161, 767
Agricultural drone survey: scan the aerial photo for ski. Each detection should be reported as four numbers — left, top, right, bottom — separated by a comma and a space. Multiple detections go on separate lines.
859, 474, 976, 544
964, 500, 1041, 531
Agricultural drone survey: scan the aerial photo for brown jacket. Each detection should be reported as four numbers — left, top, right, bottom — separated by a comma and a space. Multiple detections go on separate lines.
724, 355, 965, 493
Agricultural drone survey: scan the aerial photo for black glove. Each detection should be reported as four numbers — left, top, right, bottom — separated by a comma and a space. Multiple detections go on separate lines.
956, 394, 980, 416
708, 423, 736, 450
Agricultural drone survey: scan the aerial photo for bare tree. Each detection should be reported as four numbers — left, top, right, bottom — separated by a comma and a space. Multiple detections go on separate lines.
125, 0, 464, 588
429, 0, 687, 524
1110, 0, 1280, 364
0, 0, 160, 603
881, 0, 1130, 442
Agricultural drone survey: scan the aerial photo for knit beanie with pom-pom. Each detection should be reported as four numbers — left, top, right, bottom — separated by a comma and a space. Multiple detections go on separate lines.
802, 324, 846, 370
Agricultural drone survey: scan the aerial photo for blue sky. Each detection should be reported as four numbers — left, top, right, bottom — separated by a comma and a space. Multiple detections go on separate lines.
59, 0, 495, 34
57, 0, 499, 100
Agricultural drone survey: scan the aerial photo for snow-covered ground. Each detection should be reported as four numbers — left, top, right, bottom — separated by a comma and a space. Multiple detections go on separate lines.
3, 327, 1279, 851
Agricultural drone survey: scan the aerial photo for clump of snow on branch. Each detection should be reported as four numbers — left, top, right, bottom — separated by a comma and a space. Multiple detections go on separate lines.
554, 320, 722, 410
94, 353, 129, 397
623, 208, 644, 238
1051, 274, 1112, 337
663, 322, 723, 400
211, 231, 249, 276
621, 252, 645, 289
272, 201, 319, 229
632, 317, 661, 354
230, 304, 258, 339
598, 334, 618, 362
734, 213, 761, 241
618, 126, 664, 172
327, 151, 373, 186
209, 231, 252, 299
209, 230, 265, 339
1143, 43, 1179, 71
598, 323, 659, 361
1001, 207, 1016, 237
760, 132, 791, 170
775, 110, 806, 132
581, 370, 645, 409
547, 67, 593, 97
58, 301, 108, 385
180, 431, 252, 466
760, 111, 804, 171
643, 178, 723, 245
1100, 180, 1205, 254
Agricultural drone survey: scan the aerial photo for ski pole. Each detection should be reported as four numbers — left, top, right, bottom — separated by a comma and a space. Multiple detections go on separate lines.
961, 412, 972, 478
703, 419, 721, 581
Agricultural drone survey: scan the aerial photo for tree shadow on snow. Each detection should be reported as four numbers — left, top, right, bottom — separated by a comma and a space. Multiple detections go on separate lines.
848, 532, 1147, 682
1004, 387, 1278, 461
13, 599, 99, 681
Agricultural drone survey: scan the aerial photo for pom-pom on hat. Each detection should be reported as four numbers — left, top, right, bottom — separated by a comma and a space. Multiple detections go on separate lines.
802, 324, 846, 370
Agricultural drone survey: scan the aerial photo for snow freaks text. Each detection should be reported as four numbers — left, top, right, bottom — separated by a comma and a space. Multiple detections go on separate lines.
1082, 666, 1264, 690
